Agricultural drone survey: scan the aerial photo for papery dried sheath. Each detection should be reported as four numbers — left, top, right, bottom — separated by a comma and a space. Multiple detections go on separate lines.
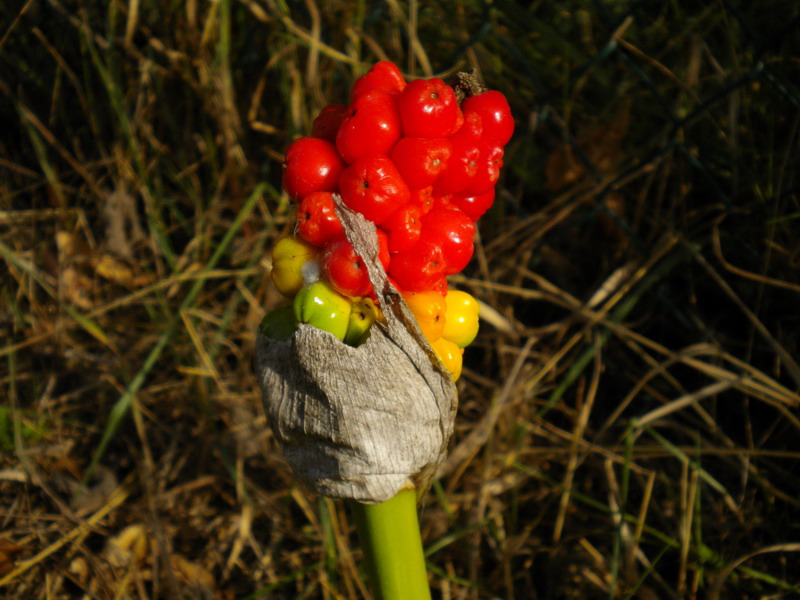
255, 199, 457, 503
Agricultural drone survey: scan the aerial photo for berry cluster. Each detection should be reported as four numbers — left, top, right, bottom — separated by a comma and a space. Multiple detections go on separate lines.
262, 61, 513, 381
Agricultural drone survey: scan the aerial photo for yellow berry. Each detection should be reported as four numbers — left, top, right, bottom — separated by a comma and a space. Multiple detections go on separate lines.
344, 296, 382, 346
441, 290, 480, 348
271, 236, 319, 297
430, 337, 463, 382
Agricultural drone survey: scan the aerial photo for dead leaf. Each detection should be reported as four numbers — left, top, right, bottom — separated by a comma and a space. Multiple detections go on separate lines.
105, 524, 149, 567
68, 556, 90, 585
103, 184, 145, 259
56, 231, 94, 309
228, 403, 264, 459
68, 465, 118, 515
0, 537, 24, 577
546, 143, 585, 190
55, 230, 92, 262
92, 254, 155, 288
598, 191, 628, 243
171, 554, 215, 588
545, 98, 631, 191
60, 264, 94, 309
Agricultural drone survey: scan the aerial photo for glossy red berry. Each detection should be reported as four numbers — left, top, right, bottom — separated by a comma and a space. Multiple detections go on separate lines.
432, 192, 456, 211
362, 231, 392, 302
453, 110, 484, 140
431, 277, 448, 296
375, 228, 391, 270
420, 207, 476, 274
297, 191, 345, 247
336, 90, 402, 164
351, 61, 407, 99
339, 154, 410, 225
282, 137, 345, 201
432, 135, 481, 194
322, 237, 373, 297
390, 137, 452, 189
398, 78, 461, 138
311, 104, 348, 143
389, 239, 448, 291
409, 186, 435, 215
463, 145, 504, 196
462, 90, 514, 146
451, 188, 495, 221
381, 202, 423, 253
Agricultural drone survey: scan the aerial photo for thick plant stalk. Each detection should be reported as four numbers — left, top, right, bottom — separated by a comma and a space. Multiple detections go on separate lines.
349, 489, 431, 600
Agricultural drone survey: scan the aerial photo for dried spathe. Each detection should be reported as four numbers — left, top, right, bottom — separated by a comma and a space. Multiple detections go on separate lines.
255, 202, 457, 503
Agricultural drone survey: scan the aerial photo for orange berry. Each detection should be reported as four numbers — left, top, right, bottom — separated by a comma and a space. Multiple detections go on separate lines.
403, 291, 446, 343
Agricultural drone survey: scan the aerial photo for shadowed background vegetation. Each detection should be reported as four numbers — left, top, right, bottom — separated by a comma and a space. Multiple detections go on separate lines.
1, 0, 799, 598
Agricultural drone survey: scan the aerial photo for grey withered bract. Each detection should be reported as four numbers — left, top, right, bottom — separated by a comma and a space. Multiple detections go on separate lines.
255, 198, 457, 503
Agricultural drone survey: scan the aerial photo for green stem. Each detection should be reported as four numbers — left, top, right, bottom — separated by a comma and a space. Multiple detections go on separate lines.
349, 488, 432, 600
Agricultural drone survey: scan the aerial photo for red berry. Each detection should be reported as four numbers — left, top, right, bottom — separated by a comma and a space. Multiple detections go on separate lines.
375, 228, 391, 270
431, 277, 448, 296
297, 191, 345, 247
387, 275, 403, 294
432, 193, 455, 210
390, 137, 452, 189
381, 202, 422, 253
336, 90, 402, 164
322, 237, 373, 297
361, 229, 392, 301
462, 90, 514, 147
351, 61, 406, 99
399, 78, 461, 138
389, 239, 448, 291
311, 104, 347, 143
339, 154, 410, 225
463, 145, 504, 196
282, 137, 344, 201
452, 110, 484, 140
432, 135, 481, 194
409, 186, 435, 215
451, 188, 495, 221
420, 207, 476, 274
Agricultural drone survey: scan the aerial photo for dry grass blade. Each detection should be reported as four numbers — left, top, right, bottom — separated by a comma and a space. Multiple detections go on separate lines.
707, 544, 800, 599
712, 221, 800, 295
634, 379, 739, 429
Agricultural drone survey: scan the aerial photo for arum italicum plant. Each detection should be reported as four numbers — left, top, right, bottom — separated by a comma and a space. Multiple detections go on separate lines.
256, 62, 512, 598
256, 205, 454, 599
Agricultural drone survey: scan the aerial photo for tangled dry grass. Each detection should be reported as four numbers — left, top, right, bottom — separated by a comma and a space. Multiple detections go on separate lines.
1, 1, 799, 598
